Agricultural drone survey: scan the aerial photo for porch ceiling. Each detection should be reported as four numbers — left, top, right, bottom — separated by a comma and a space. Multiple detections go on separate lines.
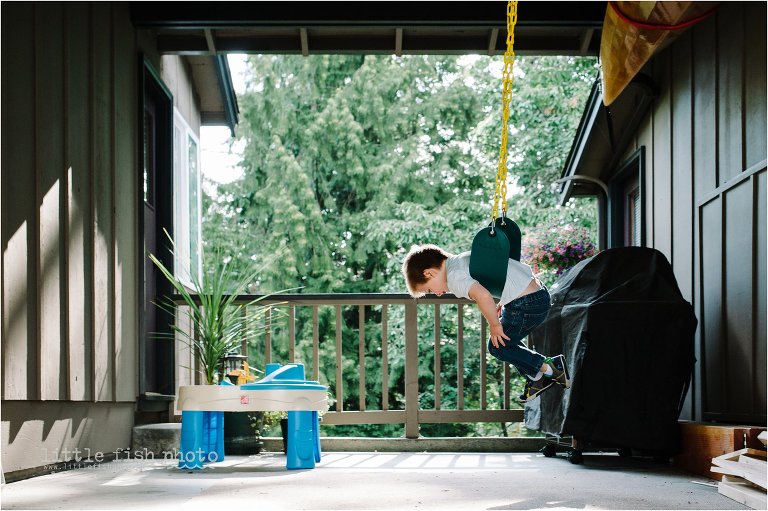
130, 1, 607, 56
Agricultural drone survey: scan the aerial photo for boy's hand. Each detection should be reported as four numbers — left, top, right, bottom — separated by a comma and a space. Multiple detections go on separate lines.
468, 283, 511, 349
489, 322, 510, 348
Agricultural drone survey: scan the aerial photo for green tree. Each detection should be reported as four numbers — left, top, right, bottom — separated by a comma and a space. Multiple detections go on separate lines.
203, 54, 598, 437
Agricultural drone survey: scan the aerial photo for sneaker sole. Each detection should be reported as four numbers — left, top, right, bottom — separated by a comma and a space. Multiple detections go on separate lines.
552, 354, 572, 389
524, 380, 556, 402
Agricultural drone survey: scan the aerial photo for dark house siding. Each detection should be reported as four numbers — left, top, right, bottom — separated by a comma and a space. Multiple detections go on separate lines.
1, 2, 140, 473
1, 2, 139, 404
623, 2, 766, 424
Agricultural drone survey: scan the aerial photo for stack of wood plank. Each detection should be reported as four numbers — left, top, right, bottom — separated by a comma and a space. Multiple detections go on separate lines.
675, 422, 766, 479
711, 431, 767, 509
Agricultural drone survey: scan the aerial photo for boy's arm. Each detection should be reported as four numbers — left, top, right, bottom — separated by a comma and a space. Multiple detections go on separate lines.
468, 282, 510, 348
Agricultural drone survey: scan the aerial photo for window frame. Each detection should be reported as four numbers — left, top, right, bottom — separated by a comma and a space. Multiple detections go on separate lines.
608, 147, 646, 248
172, 109, 203, 288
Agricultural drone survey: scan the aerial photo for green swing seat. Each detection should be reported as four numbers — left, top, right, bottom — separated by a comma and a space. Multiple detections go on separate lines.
469, 217, 522, 298
469, 2, 521, 300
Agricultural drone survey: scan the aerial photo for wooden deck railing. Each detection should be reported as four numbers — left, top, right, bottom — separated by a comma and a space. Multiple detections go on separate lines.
174, 294, 524, 438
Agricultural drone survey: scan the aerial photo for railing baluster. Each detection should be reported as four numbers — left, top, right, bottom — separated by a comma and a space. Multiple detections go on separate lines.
173, 294, 525, 428
312, 305, 319, 381
434, 304, 441, 410
264, 307, 272, 365
481, 315, 487, 410
358, 305, 366, 411
240, 306, 248, 359
404, 301, 419, 439
504, 363, 511, 410
457, 304, 464, 410
178, 306, 193, 386
335, 304, 343, 412
288, 305, 295, 362
194, 317, 201, 385
381, 304, 388, 411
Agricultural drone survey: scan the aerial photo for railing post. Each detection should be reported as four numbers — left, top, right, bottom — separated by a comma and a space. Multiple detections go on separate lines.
404, 301, 419, 439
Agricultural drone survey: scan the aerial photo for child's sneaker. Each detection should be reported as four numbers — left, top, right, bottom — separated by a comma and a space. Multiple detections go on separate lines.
520, 376, 556, 402
545, 354, 571, 388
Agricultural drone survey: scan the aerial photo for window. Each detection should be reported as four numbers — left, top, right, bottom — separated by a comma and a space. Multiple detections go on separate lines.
625, 180, 641, 246
173, 109, 202, 287
608, 147, 645, 248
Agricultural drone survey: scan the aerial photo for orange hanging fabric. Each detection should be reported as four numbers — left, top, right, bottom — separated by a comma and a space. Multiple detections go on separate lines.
600, 1, 720, 106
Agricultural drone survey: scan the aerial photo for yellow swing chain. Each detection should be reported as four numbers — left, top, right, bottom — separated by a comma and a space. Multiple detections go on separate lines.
490, 1, 518, 227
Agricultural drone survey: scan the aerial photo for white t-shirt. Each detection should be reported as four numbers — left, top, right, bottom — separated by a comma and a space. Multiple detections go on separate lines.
446, 251, 535, 306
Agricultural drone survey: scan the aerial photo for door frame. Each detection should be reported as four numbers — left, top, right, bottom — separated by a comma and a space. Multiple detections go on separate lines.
137, 56, 175, 411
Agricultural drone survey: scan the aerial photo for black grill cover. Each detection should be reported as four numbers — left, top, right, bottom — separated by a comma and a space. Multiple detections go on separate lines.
527, 247, 697, 455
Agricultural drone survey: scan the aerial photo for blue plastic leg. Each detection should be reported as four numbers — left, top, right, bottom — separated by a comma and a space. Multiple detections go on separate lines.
286, 410, 316, 470
216, 411, 225, 462
179, 411, 205, 469
203, 411, 224, 463
313, 411, 322, 462
203, 412, 213, 462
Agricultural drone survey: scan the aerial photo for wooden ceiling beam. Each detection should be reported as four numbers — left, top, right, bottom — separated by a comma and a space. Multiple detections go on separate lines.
300, 27, 309, 56
132, 2, 607, 28
204, 28, 217, 54
156, 32, 600, 56
487, 28, 499, 56
579, 28, 594, 56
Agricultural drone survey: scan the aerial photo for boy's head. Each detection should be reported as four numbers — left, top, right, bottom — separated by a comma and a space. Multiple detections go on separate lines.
402, 244, 450, 298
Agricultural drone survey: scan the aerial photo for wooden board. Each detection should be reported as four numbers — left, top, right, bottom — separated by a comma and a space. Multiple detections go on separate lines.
718, 475, 767, 510
673, 422, 767, 480
711, 449, 767, 489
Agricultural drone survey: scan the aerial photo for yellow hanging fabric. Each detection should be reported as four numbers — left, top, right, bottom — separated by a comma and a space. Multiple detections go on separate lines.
491, 0, 518, 224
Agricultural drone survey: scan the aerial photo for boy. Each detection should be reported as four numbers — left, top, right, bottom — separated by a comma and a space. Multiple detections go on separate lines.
402, 243, 570, 402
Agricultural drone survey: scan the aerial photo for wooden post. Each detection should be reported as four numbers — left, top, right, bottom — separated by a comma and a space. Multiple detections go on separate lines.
404, 301, 419, 439
434, 304, 441, 410
381, 305, 389, 411
358, 305, 366, 411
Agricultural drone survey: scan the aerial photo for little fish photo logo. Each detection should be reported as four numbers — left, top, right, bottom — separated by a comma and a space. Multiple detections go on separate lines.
41, 447, 187, 471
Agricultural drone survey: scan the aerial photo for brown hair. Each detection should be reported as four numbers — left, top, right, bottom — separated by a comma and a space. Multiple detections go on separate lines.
401, 244, 451, 297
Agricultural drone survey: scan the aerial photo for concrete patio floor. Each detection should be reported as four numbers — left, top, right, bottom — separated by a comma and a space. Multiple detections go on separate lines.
1, 451, 748, 510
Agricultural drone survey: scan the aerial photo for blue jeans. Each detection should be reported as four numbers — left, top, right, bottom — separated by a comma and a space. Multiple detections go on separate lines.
487, 287, 552, 379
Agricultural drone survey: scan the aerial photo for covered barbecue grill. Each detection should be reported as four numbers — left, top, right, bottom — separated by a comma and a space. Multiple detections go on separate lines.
526, 247, 697, 462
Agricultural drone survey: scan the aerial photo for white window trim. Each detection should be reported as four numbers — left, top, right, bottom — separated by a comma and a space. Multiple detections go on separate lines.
173, 108, 203, 289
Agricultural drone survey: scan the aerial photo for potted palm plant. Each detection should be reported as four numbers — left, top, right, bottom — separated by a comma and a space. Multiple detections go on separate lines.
148, 230, 279, 385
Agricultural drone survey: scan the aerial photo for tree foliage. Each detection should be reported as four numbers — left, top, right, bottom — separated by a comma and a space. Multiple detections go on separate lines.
203, 54, 598, 436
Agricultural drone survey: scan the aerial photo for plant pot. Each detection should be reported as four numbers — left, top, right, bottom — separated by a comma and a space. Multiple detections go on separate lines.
224, 411, 263, 455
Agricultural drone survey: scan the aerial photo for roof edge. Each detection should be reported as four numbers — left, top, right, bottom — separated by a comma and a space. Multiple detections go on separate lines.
558, 74, 657, 205
214, 55, 239, 137
558, 78, 602, 205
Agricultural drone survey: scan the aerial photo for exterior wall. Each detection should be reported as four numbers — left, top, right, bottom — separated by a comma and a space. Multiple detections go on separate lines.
0, 3, 208, 476
1, 2, 139, 475
0, 401, 134, 476
160, 56, 202, 134
623, 2, 766, 423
